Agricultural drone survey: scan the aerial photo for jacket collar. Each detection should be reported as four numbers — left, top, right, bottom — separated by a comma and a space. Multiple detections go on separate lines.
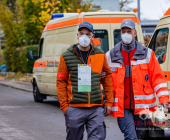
110, 42, 124, 65
132, 41, 148, 60
110, 41, 148, 65
67, 43, 95, 55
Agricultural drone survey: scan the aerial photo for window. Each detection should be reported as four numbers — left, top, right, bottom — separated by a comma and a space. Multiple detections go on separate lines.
148, 28, 169, 64
93, 30, 109, 53
154, 28, 169, 64
114, 29, 138, 46
39, 38, 44, 58
148, 34, 155, 50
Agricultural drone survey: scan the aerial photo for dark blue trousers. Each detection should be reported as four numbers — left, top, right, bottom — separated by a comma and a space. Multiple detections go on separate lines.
117, 109, 144, 140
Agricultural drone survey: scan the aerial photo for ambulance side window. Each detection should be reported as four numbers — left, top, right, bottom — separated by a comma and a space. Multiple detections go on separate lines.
93, 30, 109, 53
149, 28, 169, 64
39, 38, 44, 58
114, 29, 138, 46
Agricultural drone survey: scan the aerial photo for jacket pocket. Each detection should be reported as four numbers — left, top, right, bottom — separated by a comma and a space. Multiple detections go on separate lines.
143, 85, 154, 94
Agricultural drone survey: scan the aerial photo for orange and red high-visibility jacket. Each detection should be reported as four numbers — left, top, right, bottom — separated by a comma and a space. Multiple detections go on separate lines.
106, 41, 170, 117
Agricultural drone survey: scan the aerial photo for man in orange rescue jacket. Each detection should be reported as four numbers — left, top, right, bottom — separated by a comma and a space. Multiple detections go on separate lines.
57, 22, 113, 140
105, 19, 170, 140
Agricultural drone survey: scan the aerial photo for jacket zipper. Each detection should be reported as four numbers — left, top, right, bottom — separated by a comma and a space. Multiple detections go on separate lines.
73, 45, 93, 105
128, 46, 131, 109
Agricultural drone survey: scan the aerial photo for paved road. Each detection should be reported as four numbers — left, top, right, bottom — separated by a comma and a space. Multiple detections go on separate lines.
0, 85, 124, 140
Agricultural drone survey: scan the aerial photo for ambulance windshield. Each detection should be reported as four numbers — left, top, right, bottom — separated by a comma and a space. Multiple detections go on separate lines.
93, 30, 109, 53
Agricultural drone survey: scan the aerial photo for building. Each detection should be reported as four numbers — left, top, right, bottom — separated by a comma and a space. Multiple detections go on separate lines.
140, 20, 159, 36
83, 0, 120, 11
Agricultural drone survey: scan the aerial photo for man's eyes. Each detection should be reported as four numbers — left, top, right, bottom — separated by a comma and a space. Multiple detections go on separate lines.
122, 31, 131, 34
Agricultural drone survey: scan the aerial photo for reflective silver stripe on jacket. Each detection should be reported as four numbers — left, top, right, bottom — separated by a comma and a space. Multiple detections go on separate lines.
154, 83, 167, 92
134, 94, 155, 100
111, 107, 118, 111
157, 91, 169, 98
131, 48, 152, 65
113, 98, 118, 103
106, 51, 122, 68
135, 101, 156, 109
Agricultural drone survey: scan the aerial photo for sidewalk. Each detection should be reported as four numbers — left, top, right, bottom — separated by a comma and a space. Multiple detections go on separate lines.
0, 80, 32, 92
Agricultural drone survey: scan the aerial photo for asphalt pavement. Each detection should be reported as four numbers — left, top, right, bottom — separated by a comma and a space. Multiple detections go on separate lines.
0, 81, 169, 140
0, 84, 124, 140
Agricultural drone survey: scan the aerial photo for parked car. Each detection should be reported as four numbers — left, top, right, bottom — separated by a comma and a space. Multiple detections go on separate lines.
0, 64, 6, 76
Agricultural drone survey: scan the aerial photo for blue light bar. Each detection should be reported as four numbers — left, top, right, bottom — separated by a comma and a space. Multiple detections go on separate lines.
51, 13, 64, 19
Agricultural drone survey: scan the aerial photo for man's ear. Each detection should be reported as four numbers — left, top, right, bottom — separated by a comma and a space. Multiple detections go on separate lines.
134, 30, 137, 37
92, 34, 95, 40
77, 33, 79, 40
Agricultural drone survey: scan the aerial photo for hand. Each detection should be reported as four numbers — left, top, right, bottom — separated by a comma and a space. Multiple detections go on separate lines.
104, 106, 111, 116
101, 71, 106, 79
162, 102, 170, 109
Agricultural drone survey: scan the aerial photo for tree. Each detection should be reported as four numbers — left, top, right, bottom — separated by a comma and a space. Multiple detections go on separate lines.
0, 0, 25, 48
19, 0, 99, 45
0, 0, 25, 71
119, 0, 133, 12
69, 0, 100, 12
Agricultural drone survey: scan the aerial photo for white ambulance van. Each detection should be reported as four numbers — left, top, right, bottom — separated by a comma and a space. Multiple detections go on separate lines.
143, 8, 170, 138
27, 10, 144, 102
148, 8, 170, 89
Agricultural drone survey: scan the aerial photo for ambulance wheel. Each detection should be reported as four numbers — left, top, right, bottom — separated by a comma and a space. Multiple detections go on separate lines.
33, 81, 45, 102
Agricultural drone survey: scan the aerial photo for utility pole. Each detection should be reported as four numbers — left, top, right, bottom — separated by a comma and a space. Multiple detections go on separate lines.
137, 0, 141, 21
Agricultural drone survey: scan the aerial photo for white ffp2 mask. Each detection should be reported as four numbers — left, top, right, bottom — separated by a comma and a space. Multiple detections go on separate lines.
79, 35, 91, 47
121, 33, 133, 44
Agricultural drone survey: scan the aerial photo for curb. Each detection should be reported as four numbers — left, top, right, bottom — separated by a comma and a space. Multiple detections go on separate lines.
0, 82, 32, 92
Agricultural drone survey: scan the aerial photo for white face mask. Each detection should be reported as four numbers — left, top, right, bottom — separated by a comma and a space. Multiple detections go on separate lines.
79, 34, 91, 47
121, 33, 133, 45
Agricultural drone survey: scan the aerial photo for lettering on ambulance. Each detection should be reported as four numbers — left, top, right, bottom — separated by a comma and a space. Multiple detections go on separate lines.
33, 61, 60, 68
44, 17, 138, 31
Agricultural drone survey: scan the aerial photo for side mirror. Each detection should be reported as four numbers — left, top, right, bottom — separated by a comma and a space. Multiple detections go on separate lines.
27, 51, 39, 60
27, 51, 34, 60
91, 38, 101, 46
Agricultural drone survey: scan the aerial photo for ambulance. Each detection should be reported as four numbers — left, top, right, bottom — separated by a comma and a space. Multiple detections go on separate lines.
148, 8, 170, 90
27, 10, 144, 102
142, 8, 170, 138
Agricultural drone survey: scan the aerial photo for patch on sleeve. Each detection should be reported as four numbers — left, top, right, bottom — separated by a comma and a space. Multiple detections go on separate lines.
57, 73, 66, 79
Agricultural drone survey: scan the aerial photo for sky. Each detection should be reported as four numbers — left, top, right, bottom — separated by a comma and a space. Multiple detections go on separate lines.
126, 0, 170, 20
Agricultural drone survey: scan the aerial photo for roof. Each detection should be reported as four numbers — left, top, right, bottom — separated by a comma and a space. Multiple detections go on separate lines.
44, 11, 139, 31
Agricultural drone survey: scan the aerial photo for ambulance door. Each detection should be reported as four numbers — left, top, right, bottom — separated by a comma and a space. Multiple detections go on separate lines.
148, 26, 169, 89
54, 26, 77, 95
83, 15, 111, 53
43, 33, 56, 95
35, 38, 45, 94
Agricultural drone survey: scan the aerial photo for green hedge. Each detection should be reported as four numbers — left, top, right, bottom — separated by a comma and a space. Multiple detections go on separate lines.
3, 45, 38, 73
